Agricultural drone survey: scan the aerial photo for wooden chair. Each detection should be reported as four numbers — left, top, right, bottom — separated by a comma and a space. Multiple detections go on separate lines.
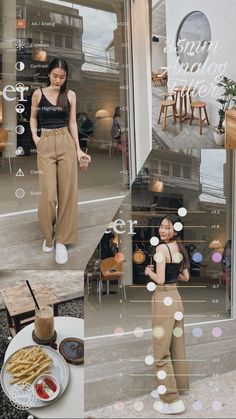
190, 102, 210, 135
98, 257, 126, 304
0, 127, 12, 174
158, 100, 177, 131
152, 70, 167, 87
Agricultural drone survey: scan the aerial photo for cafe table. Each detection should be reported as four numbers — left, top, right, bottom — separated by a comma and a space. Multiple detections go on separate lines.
4, 317, 84, 419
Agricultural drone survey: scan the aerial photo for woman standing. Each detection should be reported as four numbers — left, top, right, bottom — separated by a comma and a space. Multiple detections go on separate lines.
145, 214, 190, 415
111, 106, 128, 171
30, 57, 91, 264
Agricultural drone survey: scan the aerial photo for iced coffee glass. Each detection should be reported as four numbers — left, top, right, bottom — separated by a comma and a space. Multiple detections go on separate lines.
79, 155, 90, 172
34, 305, 54, 341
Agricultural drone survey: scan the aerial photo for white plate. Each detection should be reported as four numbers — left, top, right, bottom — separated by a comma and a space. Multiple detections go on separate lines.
0, 345, 69, 408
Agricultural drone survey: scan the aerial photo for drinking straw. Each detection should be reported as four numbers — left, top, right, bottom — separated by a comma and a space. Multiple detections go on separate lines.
26, 280, 40, 310
150, 256, 153, 265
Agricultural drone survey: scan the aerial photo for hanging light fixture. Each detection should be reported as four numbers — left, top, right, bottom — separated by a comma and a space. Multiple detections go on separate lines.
95, 109, 110, 118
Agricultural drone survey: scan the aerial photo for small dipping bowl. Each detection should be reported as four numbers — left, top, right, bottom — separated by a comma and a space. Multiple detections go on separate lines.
33, 374, 60, 402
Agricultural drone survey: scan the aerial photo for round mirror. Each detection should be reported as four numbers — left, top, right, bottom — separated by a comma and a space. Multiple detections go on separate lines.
176, 11, 211, 72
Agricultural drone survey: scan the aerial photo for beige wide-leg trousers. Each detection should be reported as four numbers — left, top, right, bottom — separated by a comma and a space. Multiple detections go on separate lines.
37, 127, 78, 247
152, 284, 189, 403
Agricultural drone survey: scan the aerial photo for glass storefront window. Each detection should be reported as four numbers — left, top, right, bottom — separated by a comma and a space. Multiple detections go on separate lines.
0, 0, 132, 214
85, 149, 233, 337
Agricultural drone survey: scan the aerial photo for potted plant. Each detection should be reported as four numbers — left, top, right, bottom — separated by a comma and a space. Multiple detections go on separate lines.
213, 76, 236, 146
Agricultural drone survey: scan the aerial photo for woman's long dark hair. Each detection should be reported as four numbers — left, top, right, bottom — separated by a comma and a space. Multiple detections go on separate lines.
159, 214, 190, 271
113, 106, 121, 118
47, 57, 69, 109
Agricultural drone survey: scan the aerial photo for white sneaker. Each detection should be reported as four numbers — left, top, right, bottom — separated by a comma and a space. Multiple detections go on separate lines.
42, 240, 54, 253
151, 389, 160, 399
153, 400, 185, 415
55, 243, 68, 264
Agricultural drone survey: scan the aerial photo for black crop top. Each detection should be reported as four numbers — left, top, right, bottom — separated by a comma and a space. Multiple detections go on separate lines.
37, 89, 70, 129
163, 243, 181, 284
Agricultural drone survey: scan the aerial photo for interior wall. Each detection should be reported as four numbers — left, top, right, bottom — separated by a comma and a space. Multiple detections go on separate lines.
166, 0, 236, 125
152, 38, 167, 71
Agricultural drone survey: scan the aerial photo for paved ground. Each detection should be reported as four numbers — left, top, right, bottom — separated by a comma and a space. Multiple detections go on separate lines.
85, 369, 236, 418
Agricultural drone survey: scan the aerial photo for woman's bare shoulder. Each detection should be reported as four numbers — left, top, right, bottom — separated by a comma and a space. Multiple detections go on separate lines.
67, 89, 76, 99
32, 88, 42, 99
156, 244, 168, 252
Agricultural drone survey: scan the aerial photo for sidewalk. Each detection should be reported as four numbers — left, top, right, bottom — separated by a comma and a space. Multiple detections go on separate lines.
85, 370, 236, 418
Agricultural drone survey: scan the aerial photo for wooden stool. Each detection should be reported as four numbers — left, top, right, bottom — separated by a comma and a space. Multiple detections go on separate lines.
158, 100, 177, 131
190, 102, 210, 135
163, 92, 176, 100
1, 283, 60, 336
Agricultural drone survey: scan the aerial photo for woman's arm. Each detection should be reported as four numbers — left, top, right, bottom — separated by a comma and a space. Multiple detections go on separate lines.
68, 90, 91, 162
178, 268, 189, 282
30, 90, 41, 145
144, 246, 166, 285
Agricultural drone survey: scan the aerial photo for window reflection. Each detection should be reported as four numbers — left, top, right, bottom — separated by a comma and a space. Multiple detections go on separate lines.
0, 0, 131, 213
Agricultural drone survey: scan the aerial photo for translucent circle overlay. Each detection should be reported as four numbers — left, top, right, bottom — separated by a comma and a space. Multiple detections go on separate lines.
147, 282, 156, 292
157, 370, 167, 380
192, 400, 203, 411
192, 252, 203, 263
178, 207, 187, 217
157, 385, 167, 395
174, 222, 183, 232
15, 125, 25, 135
15, 61, 25, 71
153, 401, 160, 411
173, 252, 183, 263
212, 401, 222, 411
145, 355, 154, 365
114, 327, 124, 337
134, 400, 144, 412
212, 327, 222, 338
163, 296, 173, 306
192, 326, 203, 337
212, 252, 222, 263
133, 327, 144, 338
154, 252, 164, 263
114, 401, 124, 411
174, 311, 184, 321
9, 383, 37, 410
173, 327, 183, 337
150, 236, 159, 246
153, 326, 165, 339
15, 188, 25, 199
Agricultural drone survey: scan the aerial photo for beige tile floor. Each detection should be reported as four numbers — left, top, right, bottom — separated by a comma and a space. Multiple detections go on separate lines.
85, 369, 236, 418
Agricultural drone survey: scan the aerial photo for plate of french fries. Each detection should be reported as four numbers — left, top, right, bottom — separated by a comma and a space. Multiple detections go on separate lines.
1, 345, 69, 408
